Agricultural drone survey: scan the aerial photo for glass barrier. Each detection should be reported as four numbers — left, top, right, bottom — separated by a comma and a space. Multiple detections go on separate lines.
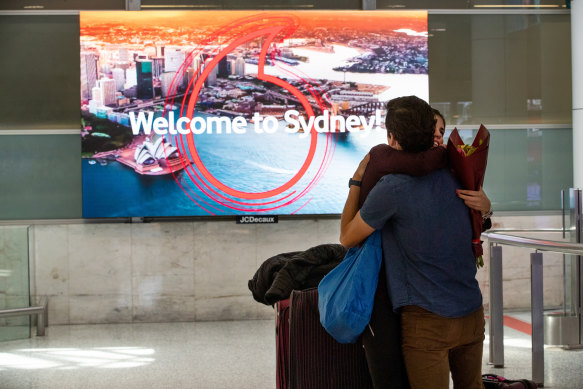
446, 127, 573, 211
0, 226, 31, 341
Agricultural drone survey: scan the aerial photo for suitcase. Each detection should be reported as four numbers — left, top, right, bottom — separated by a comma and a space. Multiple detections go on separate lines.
287, 288, 374, 389
482, 374, 538, 388
276, 298, 291, 389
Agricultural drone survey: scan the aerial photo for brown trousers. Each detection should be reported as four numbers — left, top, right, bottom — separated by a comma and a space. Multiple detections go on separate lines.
401, 305, 485, 389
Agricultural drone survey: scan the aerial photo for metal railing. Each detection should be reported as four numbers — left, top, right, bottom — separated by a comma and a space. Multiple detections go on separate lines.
482, 231, 583, 387
0, 296, 48, 337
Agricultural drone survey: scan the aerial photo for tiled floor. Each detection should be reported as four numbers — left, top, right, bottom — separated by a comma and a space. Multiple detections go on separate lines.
0, 320, 275, 389
0, 313, 582, 389
481, 311, 583, 389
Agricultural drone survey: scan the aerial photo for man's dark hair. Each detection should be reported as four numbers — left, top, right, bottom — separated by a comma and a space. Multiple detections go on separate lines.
432, 107, 446, 133
385, 96, 435, 153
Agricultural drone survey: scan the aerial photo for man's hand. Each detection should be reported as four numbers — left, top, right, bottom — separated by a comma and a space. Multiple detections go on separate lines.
456, 187, 491, 216
352, 153, 370, 181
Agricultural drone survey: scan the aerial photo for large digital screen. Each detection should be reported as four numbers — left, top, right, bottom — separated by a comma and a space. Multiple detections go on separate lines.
80, 10, 428, 217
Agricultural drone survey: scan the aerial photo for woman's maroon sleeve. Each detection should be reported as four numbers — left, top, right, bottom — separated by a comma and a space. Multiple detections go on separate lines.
384, 146, 447, 176
358, 145, 447, 209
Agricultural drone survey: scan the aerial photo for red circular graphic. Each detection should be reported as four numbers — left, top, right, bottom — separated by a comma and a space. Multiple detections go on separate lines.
164, 13, 335, 212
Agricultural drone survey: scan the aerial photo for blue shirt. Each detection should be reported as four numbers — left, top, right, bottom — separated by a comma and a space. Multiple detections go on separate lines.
360, 169, 483, 318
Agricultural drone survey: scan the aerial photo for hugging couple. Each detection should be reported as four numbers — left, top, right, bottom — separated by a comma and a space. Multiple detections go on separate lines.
340, 96, 490, 389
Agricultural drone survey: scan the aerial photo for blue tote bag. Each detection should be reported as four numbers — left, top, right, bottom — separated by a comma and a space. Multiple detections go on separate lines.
318, 230, 383, 344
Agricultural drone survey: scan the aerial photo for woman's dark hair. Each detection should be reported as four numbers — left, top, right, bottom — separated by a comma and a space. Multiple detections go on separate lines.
432, 108, 446, 133
385, 96, 435, 153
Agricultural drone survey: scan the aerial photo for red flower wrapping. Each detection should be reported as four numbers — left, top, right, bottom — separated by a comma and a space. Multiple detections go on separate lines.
446, 125, 490, 266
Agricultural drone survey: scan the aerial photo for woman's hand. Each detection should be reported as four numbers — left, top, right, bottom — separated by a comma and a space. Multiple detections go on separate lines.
456, 187, 491, 216
353, 153, 370, 181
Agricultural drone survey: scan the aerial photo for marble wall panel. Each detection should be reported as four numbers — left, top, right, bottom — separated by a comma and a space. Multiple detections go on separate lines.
132, 295, 195, 322
256, 302, 275, 320
68, 224, 132, 296
194, 222, 257, 299
18, 213, 571, 325
501, 246, 532, 280
502, 278, 533, 309
130, 222, 195, 276
490, 214, 562, 230
69, 295, 132, 324
33, 225, 69, 297
195, 295, 258, 321
132, 274, 195, 297
316, 218, 341, 244
37, 294, 70, 325
255, 219, 327, 263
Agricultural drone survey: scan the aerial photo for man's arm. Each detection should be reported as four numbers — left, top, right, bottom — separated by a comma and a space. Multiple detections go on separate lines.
340, 154, 375, 248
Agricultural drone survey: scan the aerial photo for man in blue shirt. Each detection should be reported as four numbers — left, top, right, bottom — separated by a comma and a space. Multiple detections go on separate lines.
340, 96, 485, 389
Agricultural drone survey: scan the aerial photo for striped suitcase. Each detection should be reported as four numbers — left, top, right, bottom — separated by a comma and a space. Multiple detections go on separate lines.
288, 288, 374, 389
275, 298, 291, 389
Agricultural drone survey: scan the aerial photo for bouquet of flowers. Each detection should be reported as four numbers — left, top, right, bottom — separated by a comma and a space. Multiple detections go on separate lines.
446, 124, 490, 267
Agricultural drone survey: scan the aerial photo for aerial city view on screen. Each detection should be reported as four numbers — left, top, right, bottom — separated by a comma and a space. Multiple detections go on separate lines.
80, 10, 428, 217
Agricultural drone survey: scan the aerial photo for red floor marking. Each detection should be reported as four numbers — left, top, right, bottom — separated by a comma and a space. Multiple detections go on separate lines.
484, 315, 532, 336
503, 315, 532, 335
